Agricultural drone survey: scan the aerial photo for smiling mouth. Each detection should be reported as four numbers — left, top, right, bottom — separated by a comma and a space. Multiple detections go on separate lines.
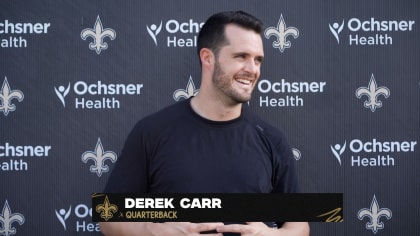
235, 78, 252, 85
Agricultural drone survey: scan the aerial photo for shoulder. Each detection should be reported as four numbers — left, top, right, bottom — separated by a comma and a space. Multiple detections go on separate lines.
140, 99, 189, 124
243, 109, 287, 139
242, 108, 292, 153
130, 99, 191, 135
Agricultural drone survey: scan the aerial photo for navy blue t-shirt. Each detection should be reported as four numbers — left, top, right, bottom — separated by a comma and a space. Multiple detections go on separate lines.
104, 98, 300, 233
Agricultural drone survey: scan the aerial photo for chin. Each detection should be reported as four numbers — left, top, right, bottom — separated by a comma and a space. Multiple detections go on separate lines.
233, 96, 251, 104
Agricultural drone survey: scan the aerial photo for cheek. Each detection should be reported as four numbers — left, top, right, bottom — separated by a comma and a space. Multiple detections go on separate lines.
219, 57, 240, 69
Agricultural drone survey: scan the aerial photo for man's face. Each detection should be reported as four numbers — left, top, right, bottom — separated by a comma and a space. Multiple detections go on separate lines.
211, 24, 264, 104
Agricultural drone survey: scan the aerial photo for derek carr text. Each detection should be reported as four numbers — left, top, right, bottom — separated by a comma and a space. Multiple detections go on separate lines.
125, 198, 222, 209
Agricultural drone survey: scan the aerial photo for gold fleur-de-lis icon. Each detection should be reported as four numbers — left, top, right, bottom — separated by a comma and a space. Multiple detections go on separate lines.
0, 77, 24, 116
356, 74, 390, 112
173, 76, 199, 101
96, 195, 118, 221
264, 14, 299, 53
81, 15, 116, 54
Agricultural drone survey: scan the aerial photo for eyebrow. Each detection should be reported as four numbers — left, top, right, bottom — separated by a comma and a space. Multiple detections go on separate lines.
232, 52, 264, 59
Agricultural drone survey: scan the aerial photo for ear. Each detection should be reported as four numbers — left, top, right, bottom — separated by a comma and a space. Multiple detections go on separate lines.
200, 48, 214, 67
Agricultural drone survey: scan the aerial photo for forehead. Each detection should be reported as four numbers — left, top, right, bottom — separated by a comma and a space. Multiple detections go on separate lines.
222, 24, 264, 55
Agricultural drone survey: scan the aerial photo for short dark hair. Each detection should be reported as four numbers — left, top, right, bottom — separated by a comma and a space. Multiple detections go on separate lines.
197, 11, 263, 63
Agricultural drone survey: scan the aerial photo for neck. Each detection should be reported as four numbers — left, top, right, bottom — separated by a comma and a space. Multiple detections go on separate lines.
190, 93, 242, 121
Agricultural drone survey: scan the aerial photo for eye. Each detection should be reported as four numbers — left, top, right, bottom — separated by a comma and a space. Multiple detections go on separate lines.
234, 54, 247, 59
255, 57, 264, 65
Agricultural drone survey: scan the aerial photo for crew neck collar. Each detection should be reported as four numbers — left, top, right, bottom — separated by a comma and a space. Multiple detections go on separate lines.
187, 97, 244, 127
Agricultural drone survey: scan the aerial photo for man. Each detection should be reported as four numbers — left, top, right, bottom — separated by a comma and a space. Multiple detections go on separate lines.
100, 11, 310, 236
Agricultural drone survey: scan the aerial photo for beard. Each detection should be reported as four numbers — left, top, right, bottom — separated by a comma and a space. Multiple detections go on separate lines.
212, 60, 254, 105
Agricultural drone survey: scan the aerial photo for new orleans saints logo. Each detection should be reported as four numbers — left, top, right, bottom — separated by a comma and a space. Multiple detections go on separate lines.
81, 15, 116, 54
0, 77, 24, 116
356, 74, 390, 112
81, 138, 117, 177
173, 76, 199, 101
95, 195, 118, 221
0, 200, 25, 236
264, 14, 299, 53
357, 195, 392, 234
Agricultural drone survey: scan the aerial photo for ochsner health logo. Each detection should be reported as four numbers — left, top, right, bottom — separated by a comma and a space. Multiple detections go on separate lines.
329, 17, 415, 46
54, 80, 143, 109
330, 138, 417, 167
55, 203, 99, 232
54, 83, 70, 107
146, 18, 204, 47
0, 19, 51, 48
256, 78, 326, 108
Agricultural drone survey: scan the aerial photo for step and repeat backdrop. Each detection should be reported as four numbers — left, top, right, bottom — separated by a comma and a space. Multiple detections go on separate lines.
1, 0, 419, 235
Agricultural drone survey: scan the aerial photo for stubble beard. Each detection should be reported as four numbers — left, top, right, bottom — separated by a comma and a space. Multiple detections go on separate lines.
212, 60, 254, 105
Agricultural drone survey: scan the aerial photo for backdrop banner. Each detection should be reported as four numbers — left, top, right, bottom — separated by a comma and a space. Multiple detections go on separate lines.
1, 0, 419, 235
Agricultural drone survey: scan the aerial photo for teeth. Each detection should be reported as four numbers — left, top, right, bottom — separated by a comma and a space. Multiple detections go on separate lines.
236, 78, 251, 85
